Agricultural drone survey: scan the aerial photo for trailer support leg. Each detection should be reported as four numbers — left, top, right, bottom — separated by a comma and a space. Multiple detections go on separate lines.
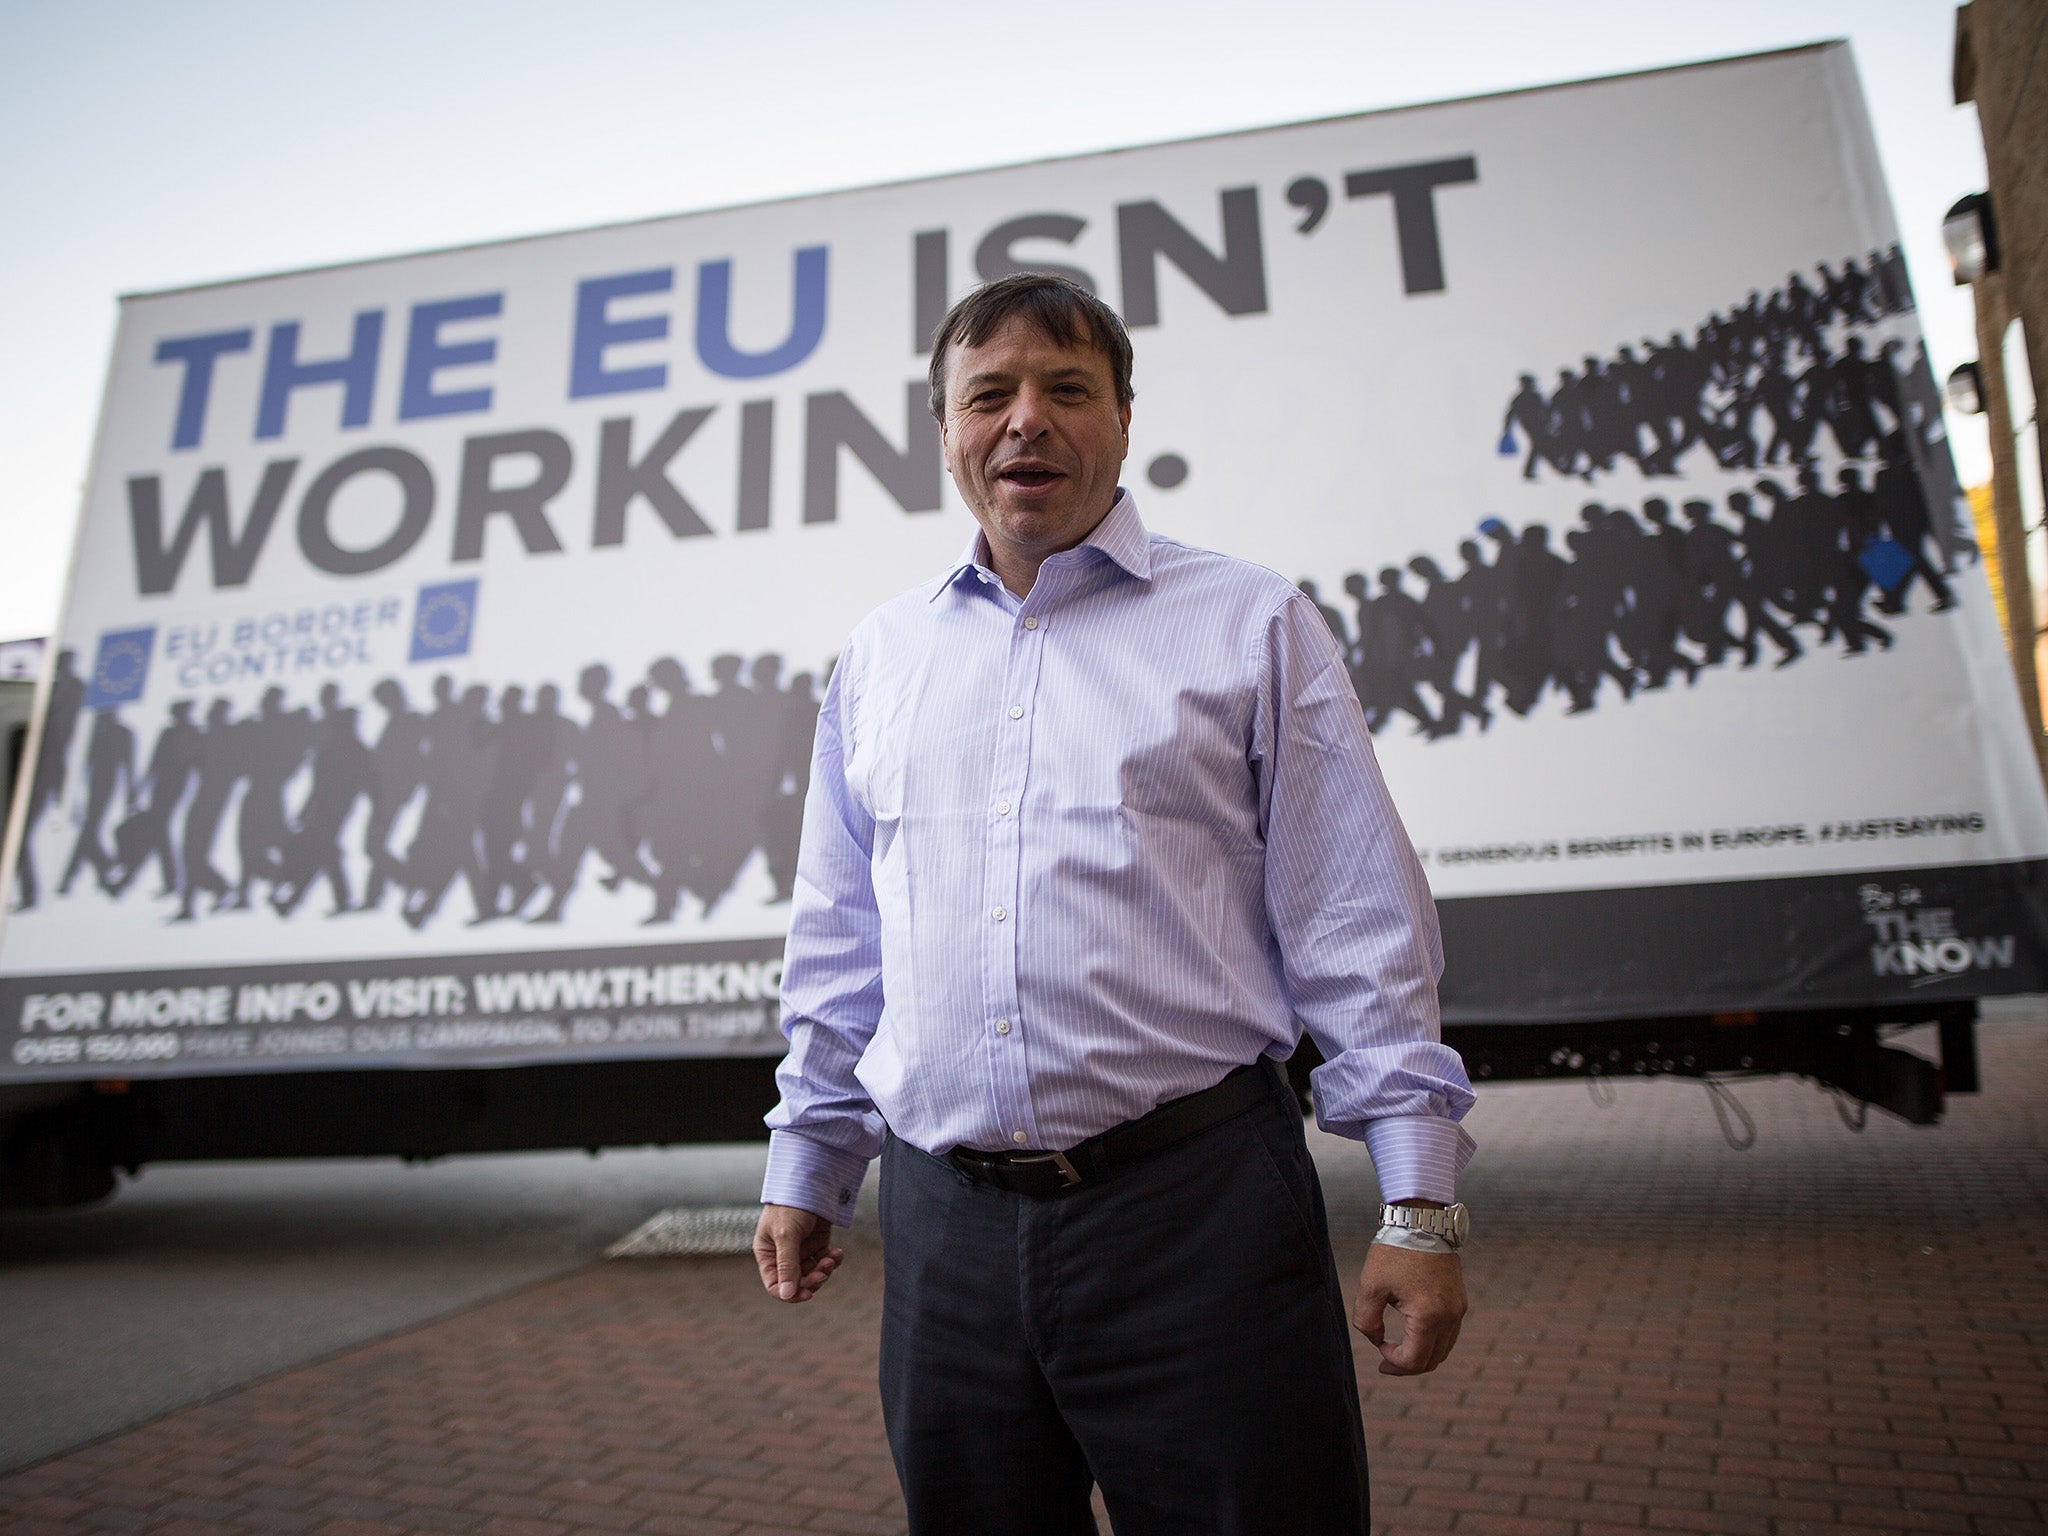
1938, 1005, 1981, 1094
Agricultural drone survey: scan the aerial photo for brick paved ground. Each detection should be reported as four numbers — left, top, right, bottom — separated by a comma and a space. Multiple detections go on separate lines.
2, 1015, 2044, 1536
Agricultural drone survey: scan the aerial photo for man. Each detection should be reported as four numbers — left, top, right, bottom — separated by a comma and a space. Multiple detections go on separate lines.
362, 678, 428, 912
109, 698, 202, 899
228, 686, 312, 910
1500, 370, 1555, 479
176, 698, 243, 921
12, 648, 84, 911
59, 704, 136, 897
271, 682, 372, 918
753, 273, 1474, 1535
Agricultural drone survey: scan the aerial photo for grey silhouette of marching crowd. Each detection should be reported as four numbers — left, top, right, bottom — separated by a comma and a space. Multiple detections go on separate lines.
1498, 247, 1950, 490
1300, 466, 1959, 737
1308, 249, 1971, 739
11, 651, 822, 930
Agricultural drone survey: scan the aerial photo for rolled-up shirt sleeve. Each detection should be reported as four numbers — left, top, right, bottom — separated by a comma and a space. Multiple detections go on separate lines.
1251, 593, 1477, 1203
761, 644, 888, 1226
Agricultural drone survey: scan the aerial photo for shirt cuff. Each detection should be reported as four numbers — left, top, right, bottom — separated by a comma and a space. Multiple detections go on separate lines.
762, 1128, 872, 1227
1362, 1115, 1475, 1204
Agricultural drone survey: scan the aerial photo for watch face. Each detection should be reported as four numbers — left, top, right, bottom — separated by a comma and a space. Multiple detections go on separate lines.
1448, 1204, 1470, 1244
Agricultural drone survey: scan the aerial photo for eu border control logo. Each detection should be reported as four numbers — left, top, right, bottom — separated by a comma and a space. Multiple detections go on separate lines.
410, 580, 479, 663
86, 627, 155, 708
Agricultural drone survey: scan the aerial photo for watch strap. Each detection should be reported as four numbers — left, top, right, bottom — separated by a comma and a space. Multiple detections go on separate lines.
1378, 1201, 1468, 1247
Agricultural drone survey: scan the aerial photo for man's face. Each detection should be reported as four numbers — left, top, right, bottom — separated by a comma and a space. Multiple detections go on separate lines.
940, 314, 1130, 565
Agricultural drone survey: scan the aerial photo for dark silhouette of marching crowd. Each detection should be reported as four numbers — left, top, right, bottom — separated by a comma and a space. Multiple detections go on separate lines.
1307, 246, 1970, 737
1303, 454, 1962, 737
11, 651, 822, 930
1498, 247, 1951, 493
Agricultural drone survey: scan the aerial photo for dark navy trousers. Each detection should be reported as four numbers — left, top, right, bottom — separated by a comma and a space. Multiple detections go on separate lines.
877, 1070, 1370, 1535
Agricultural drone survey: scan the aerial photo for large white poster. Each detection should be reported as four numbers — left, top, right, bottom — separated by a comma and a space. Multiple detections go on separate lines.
7, 43, 2046, 1076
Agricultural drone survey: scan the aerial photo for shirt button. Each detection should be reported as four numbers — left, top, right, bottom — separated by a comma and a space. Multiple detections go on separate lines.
1023, 616, 1039, 630
1012, 1130, 1028, 1144
996, 799, 1012, 815
1008, 705, 1024, 719
992, 906, 1007, 922
996, 1019, 1011, 1034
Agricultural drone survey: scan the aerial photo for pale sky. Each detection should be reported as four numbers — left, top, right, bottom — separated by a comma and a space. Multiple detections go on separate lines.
0, 0, 1990, 642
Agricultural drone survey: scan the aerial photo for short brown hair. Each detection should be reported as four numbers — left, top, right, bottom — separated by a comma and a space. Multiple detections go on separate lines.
926, 273, 1135, 421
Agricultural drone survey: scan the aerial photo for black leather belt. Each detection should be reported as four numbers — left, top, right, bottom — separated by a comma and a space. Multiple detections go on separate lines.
945, 1059, 1280, 1197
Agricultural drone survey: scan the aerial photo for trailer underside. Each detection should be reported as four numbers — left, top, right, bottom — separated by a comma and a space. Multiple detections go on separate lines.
0, 1000, 1983, 1210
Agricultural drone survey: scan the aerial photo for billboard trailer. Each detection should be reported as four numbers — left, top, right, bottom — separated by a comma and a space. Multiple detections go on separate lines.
1, 44, 2037, 1204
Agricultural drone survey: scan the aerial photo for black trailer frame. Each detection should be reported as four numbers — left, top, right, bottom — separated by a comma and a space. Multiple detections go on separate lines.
0, 1000, 1980, 1210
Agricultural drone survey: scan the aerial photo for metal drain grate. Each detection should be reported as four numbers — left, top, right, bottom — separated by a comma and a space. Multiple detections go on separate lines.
606, 1205, 761, 1258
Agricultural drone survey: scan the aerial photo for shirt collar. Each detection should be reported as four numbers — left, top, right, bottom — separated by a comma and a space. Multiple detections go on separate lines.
930, 488, 1152, 601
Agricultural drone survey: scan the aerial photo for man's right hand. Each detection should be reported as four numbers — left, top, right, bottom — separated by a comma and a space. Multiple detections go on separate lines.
753, 1203, 844, 1303
1352, 1242, 1466, 1375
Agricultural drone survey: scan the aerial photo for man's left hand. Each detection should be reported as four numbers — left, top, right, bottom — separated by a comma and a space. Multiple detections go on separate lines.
1352, 1243, 1467, 1375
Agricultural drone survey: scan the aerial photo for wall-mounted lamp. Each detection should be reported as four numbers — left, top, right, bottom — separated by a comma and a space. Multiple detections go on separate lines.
1946, 362, 1985, 415
1943, 192, 2000, 284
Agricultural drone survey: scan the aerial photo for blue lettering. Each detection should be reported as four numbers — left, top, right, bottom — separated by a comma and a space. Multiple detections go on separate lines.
256, 311, 384, 440
399, 293, 502, 420
696, 247, 828, 378
154, 329, 253, 450
569, 269, 672, 398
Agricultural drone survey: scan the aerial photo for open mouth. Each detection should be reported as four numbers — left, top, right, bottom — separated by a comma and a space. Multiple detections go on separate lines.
998, 464, 1064, 490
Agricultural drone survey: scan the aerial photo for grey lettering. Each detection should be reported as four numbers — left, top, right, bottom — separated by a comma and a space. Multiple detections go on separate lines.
804, 383, 942, 523
1343, 156, 1479, 294
974, 213, 1094, 291
593, 409, 714, 547
297, 447, 435, 576
453, 429, 571, 560
128, 461, 297, 595
1118, 187, 1267, 326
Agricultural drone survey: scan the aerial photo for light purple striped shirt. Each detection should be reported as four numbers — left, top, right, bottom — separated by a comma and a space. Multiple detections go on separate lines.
762, 491, 1475, 1225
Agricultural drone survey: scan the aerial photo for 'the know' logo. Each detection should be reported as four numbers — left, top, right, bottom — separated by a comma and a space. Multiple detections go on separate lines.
1860, 884, 2015, 981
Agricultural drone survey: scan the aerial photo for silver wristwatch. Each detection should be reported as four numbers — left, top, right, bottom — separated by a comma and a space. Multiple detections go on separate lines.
1378, 1202, 1469, 1249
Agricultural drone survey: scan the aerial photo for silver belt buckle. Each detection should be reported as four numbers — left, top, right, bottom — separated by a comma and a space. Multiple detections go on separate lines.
1010, 1149, 1083, 1188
